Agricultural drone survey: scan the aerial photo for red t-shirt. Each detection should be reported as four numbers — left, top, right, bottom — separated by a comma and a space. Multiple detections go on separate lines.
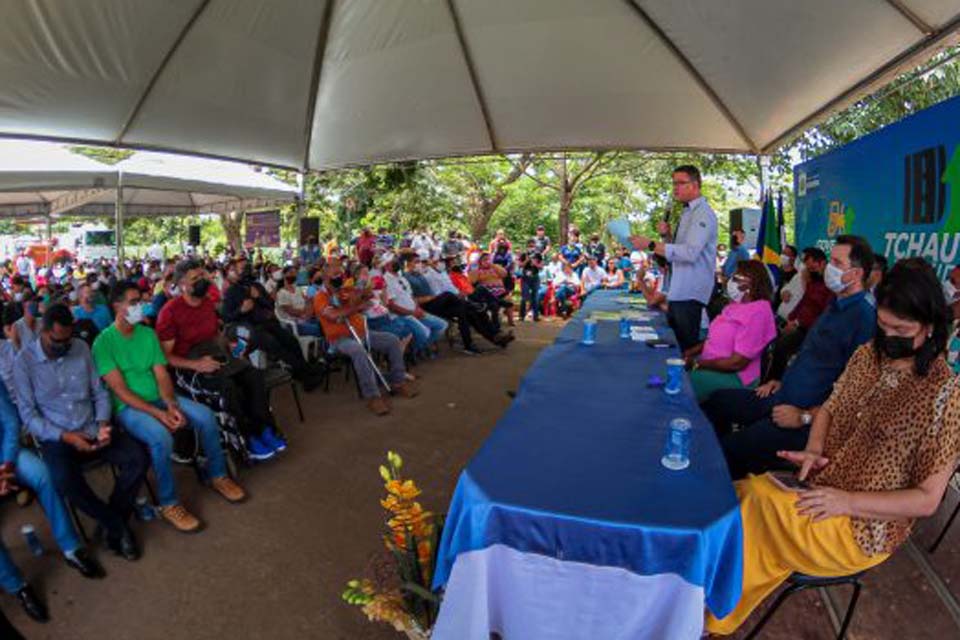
155, 296, 220, 357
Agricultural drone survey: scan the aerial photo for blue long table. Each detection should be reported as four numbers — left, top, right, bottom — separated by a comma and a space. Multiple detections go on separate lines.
433, 290, 743, 625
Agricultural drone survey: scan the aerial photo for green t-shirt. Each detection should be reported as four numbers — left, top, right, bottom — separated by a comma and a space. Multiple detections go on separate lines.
92, 324, 168, 412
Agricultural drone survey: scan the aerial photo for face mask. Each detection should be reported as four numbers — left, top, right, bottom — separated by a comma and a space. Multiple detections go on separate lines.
824, 263, 849, 293
47, 339, 71, 359
272, 271, 283, 282
191, 278, 211, 298
875, 331, 918, 360
124, 303, 144, 325
780, 255, 793, 269
284, 276, 296, 285
329, 276, 344, 289
945, 280, 959, 303
28, 302, 40, 317
13, 292, 22, 302
169, 285, 179, 296
68, 290, 78, 302
726, 279, 746, 302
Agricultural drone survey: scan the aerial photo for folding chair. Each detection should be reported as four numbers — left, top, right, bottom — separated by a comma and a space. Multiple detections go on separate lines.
744, 572, 865, 640
928, 465, 960, 553
276, 313, 322, 363
248, 349, 305, 423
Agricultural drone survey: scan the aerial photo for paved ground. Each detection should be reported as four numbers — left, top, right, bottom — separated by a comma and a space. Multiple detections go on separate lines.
1, 318, 960, 639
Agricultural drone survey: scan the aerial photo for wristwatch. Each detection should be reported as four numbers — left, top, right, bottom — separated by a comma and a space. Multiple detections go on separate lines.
647, 241, 657, 252
801, 412, 813, 426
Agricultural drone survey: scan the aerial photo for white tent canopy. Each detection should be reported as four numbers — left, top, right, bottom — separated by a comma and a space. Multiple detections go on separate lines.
0, 141, 298, 220
0, 0, 958, 171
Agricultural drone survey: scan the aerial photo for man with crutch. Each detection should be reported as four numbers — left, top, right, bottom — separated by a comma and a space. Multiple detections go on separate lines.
313, 261, 418, 416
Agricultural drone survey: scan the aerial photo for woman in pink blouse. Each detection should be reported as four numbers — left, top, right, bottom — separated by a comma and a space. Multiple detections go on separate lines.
685, 260, 777, 402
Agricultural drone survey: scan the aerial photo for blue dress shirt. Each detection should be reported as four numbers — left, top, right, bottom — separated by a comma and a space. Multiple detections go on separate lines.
664, 196, 718, 305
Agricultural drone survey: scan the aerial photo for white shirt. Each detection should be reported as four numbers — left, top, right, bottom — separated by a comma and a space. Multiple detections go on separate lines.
276, 286, 308, 322
424, 267, 460, 296
554, 271, 581, 287
663, 196, 718, 304
581, 266, 605, 291
777, 269, 806, 320
384, 271, 417, 311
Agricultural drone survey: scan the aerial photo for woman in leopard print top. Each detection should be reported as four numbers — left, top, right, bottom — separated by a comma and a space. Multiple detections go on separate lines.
707, 258, 960, 635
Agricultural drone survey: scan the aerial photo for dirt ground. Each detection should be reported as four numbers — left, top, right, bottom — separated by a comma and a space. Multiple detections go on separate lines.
2, 318, 960, 639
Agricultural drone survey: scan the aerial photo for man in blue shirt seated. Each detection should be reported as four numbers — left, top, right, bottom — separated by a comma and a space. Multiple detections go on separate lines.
71, 283, 113, 331
701, 235, 876, 479
12, 304, 149, 561
0, 379, 105, 625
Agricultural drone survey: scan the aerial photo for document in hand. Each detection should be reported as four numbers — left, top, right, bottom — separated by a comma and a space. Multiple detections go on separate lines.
606, 218, 632, 247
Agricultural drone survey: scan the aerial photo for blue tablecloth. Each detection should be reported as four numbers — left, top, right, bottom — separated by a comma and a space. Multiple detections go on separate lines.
433, 290, 743, 618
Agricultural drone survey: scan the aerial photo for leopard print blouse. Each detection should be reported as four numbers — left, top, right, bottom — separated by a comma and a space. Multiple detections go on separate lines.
814, 344, 960, 556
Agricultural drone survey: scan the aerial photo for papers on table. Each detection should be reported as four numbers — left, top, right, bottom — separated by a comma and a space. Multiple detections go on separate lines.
590, 311, 622, 321
606, 218, 633, 247
630, 324, 659, 341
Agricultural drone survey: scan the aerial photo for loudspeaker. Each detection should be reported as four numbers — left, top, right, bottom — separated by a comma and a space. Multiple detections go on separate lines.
728, 208, 761, 247
300, 217, 320, 245
188, 224, 201, 247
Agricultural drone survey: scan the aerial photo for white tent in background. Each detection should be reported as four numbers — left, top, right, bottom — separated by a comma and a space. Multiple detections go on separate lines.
0, 140, 299, 257
0, 0, 957, 170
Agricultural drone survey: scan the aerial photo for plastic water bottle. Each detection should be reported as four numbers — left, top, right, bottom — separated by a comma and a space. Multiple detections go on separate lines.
582, 318, 598, 345
135, 496, 156, 522
664, 358, 685, 395
619, 315, 630, 339
21, 524, 43, 556
661, 418, 692, 470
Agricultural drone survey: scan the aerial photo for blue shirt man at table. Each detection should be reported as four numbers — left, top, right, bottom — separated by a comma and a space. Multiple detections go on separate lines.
631, 165, 718, 352
701, 235, 876, 479
721, 229, 751, 281
12, 304, 148, 561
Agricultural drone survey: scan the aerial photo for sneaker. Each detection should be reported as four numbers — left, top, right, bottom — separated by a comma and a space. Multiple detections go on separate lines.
459, 345, 482, 356
158, 504, 202, 533
366, 396, 391, 416
210, 476, 247, 503
247, 435, 277, 461
261, 427, 287, 453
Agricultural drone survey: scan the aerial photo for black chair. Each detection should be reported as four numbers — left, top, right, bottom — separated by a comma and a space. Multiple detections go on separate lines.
928, 466, 960, 553
744, 572, 864, 640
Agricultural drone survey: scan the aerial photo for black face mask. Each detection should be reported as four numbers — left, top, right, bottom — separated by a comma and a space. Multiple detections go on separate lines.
191, 278, 211, 298
284, 276, 296, 284
329, 276, 344, 289
875, 332, 918, 360
809, 271, 824, 282
47, 338, 71, 359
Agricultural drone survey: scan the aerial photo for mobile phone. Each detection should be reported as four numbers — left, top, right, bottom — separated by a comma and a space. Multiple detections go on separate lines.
231, 338, 248, 359
768, 471, 810, 492
645, 339, 675, 349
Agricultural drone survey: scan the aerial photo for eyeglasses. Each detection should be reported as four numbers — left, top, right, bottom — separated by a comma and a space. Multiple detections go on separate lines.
672, 180, 693, 186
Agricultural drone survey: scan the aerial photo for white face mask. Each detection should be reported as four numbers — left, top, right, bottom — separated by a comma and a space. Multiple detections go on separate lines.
824, 263, 850, 293
272, 271, 283, 282
726, 278, 746, 303
779, 255, 793, 268
945, 280, 959, 303
124, 302, 144, 325
13, 292, 22, 302
67, 290, 78, 303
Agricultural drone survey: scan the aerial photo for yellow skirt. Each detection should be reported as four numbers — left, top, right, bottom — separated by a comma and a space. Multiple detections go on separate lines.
706, 474, 889, 635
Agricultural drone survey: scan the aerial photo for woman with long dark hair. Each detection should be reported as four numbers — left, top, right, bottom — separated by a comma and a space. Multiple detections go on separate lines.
707, 258, 960, 635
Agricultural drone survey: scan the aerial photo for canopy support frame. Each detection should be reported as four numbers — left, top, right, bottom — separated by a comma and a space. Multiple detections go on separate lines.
302, 0, 337, 172
446, 0, 498, 152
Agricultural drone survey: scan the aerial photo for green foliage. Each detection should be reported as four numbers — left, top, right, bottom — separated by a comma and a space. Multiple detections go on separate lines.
69, 146, 134, 165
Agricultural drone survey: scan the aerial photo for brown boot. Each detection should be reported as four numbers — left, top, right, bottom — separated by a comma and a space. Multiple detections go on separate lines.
367, 396, 391, 416
392, 381, 420, 398
211, 476, 247, 503
158, 504, 202, 533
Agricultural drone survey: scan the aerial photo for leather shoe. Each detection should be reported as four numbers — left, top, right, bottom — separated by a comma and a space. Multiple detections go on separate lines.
106, 529, 140, 561
64, 547, 106, 578
16, 584, 48, 622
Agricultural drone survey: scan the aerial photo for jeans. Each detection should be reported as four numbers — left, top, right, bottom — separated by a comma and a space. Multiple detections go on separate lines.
0, 449, 82, 593
520, 277, 540, 320
367, 315, 414, 341
117, 397, 227, 506
296, 320, 322, 337
333, 331, 406, 399
667, 300, 704, 352
40, 430, 148, 541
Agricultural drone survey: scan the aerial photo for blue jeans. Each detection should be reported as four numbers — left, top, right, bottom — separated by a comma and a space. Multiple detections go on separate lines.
296, 320, 322, 337
367, 315, 414, 341
117, 396, 227, 506
0, 449, 82, 594
520, 278, 540, 320
395, 314, 447, 350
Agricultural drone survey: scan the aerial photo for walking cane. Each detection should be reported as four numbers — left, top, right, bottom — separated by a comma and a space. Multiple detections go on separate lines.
344, 317, 392, 393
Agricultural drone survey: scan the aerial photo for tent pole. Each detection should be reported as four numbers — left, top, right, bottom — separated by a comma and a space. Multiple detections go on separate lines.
45, 216, 52, 267
297, 171, 306, 248
115, 172, 125, 273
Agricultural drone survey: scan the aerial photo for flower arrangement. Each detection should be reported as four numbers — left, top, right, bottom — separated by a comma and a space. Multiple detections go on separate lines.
342, 451, 443, 638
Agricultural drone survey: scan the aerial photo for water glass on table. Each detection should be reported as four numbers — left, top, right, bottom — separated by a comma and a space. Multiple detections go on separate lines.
664, 358, 685, 394
582, 318, 598, 345
661, 418, 692, 470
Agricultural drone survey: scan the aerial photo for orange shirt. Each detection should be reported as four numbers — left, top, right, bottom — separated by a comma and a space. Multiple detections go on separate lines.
450, 271, 474, 295
313, 286, 366, 342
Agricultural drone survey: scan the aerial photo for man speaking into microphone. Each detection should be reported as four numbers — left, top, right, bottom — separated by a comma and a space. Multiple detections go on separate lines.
631, 165, 717, 351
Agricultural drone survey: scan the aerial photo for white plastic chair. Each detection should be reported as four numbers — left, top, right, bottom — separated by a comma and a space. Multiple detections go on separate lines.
276, 312, 322, 362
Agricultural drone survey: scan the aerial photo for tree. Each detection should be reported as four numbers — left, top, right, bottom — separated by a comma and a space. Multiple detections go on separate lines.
432, 155, 532, 239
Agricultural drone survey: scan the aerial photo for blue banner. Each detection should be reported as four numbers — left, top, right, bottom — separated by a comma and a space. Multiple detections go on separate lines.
795, 95, 960, 280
